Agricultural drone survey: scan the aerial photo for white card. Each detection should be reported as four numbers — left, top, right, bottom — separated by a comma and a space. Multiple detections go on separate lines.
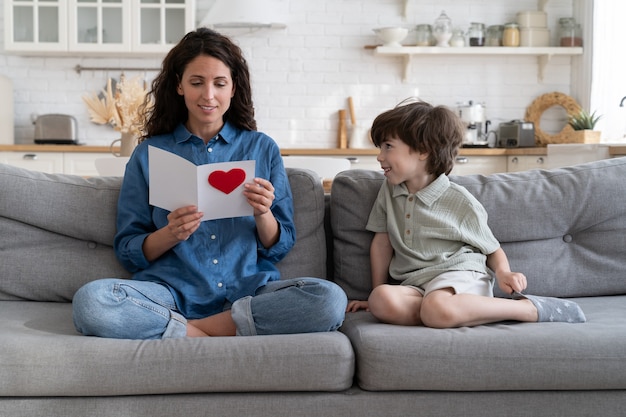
148, 146, 255, 221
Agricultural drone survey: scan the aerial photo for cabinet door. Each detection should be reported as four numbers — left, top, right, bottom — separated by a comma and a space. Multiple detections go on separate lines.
507, 156, 547, 172
68, 0, 131, 52
451, 156, 507, 176
0, 152, 64, 173
133, 0, 195, 53
63, 152, 116, 176
4, 0, 68, 52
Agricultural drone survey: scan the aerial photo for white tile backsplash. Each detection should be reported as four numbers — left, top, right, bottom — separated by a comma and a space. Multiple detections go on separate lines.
1, 0, 577, 147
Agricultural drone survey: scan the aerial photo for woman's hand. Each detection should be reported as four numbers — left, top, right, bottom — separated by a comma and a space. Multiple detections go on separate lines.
142, 205, 203, 262
243, 178, 275, 216
166, 205, 204, 241
346, 300, 369, 313
244, 178, 279, 248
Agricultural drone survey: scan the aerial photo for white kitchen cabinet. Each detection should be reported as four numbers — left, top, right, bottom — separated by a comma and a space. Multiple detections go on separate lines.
4, 0, 68, 53
4, 0, 195, 55
450, 155, 507, 176
63, 152, 115, 176
0, 151, 64, 173
507, 155, 548, 172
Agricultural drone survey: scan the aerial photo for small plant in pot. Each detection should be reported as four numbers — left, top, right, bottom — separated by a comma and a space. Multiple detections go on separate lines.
568, 109, 602, 143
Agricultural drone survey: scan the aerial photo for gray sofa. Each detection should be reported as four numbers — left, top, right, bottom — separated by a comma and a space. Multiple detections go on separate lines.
1, 157, 625, 417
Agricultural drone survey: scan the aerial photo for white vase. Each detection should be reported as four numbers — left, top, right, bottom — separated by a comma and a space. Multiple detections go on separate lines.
110, 131, 138, 157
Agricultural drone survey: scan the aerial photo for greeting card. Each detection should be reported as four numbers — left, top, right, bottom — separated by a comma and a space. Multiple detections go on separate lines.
148, 146, 255, 221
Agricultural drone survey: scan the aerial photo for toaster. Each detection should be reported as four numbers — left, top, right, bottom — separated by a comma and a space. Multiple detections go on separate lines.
497, 120, 535, 148
34, 114, 79, 144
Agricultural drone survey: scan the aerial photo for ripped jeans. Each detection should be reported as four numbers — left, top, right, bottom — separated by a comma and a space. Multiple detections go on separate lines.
72, 278, 348, 339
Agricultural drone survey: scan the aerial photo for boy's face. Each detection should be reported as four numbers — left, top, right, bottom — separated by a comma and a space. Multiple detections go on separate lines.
376, 136, 430, 193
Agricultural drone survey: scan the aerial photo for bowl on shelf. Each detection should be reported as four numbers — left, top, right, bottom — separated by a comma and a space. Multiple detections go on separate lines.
373, 27, 409, 47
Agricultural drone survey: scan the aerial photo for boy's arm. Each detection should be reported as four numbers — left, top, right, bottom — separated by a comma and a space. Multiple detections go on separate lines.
487, 247, 527, 295
370, 232, 393, 289
346, 232, 393, 312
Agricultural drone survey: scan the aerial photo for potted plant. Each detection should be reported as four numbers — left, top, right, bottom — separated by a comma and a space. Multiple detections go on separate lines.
567, 109, 602, 143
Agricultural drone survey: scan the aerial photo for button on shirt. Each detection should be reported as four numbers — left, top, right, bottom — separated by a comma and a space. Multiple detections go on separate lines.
114, 122, 295, 319
366, 174, 500, 288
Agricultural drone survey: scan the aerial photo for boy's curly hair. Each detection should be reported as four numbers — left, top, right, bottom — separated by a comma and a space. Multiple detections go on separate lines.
370, 99, 465, 176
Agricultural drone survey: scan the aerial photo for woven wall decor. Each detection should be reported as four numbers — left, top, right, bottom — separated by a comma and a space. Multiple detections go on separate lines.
524, 92, 582, 146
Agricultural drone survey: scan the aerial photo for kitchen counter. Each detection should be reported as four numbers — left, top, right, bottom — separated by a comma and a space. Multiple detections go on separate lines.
280, 147, 549, 156
0, 144, 116, 153
2, 144, 625, 156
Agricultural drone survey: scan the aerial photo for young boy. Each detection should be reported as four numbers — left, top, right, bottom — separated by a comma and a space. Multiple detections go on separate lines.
346, 99, 586, 328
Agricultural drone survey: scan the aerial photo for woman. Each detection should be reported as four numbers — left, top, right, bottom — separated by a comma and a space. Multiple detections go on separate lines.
73, 28, 347, 339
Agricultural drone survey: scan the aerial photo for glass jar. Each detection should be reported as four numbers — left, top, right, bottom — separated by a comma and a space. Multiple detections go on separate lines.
559, 17, 582, 46
433, 10, 452, 47
449, 28, 465, 47
485, 25, 503, 46
502, 23, 520, 47
415, 24, 433, 46
468, 22, 485, 46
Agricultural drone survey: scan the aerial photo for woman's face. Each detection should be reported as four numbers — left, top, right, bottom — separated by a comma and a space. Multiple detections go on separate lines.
177, 54, 235, 141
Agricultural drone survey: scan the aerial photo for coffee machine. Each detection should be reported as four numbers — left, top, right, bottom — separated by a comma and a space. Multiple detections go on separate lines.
456, 101, 491, 147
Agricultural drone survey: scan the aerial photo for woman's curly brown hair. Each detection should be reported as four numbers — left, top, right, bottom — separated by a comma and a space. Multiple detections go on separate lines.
140, 27, 256, 141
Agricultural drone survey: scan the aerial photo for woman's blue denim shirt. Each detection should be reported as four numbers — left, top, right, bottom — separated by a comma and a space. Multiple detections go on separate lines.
114, 122, 295, 319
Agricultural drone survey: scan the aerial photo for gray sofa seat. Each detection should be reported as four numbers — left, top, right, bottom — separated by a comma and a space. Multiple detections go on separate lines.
2, 301, 353, 396
342, 296, 626, 391
331, 159, 626, 392
0, 164, 354, 396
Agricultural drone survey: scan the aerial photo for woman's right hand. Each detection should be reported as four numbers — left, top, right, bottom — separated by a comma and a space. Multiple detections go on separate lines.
142, 206, 204, 262
166, 205, 204, 241
346, 300, 369, 313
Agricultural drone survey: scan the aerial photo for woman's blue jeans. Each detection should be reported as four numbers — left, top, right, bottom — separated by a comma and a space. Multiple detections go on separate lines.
72, 278, 348, 339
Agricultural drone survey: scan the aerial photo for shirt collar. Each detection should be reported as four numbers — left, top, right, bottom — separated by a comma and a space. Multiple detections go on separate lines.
391, 174, 450, 207
173, 121, 237, 144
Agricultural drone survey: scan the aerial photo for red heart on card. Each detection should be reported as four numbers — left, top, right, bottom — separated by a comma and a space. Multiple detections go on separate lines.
208, 168, 246, 194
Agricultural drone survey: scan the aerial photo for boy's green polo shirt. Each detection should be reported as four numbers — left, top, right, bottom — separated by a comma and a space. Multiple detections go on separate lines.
366, 174, 500, 288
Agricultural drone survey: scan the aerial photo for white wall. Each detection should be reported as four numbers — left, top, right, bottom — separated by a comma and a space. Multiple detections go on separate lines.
0, 0, 583, 147
590, 1, 626, 140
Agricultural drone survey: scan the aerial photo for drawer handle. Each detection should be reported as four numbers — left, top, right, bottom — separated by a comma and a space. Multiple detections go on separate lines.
346, 157, 359, 163
511, 157, 519, 164
537, 157, 544, 164
23, 154, 38, 160
455, 157, 468, 164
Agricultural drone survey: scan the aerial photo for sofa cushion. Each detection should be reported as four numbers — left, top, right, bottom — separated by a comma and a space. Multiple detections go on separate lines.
0, 301, 354, 396
0, 164, 130, 301
0, 164, 327, 301
331, 159, 626, 300
451, 157, 626, 297
341, 296, 626, 391
277, 168, 327, 280
330, 169, 383, 301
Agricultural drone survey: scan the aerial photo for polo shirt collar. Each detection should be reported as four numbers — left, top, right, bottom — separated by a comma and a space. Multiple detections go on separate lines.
391, 173, 450, 207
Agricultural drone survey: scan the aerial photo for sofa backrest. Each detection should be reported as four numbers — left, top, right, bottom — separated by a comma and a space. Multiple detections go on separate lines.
331, 158, 626, 300
0, 164, 326, 302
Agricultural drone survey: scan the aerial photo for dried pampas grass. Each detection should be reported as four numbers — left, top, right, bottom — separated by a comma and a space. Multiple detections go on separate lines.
82, 75, 150, 136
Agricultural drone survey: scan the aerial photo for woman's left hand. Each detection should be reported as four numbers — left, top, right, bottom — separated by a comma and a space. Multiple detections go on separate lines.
243, 178, 275, 216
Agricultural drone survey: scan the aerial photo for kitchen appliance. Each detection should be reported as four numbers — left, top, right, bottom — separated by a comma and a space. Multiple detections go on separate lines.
457, 101, 491, 147
34, 114, 79, 144
497, 120, 536, 148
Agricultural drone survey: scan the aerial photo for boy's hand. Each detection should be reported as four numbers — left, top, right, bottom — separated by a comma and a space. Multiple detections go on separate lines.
496, 271, 527, 295
346, 300, 369, 313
